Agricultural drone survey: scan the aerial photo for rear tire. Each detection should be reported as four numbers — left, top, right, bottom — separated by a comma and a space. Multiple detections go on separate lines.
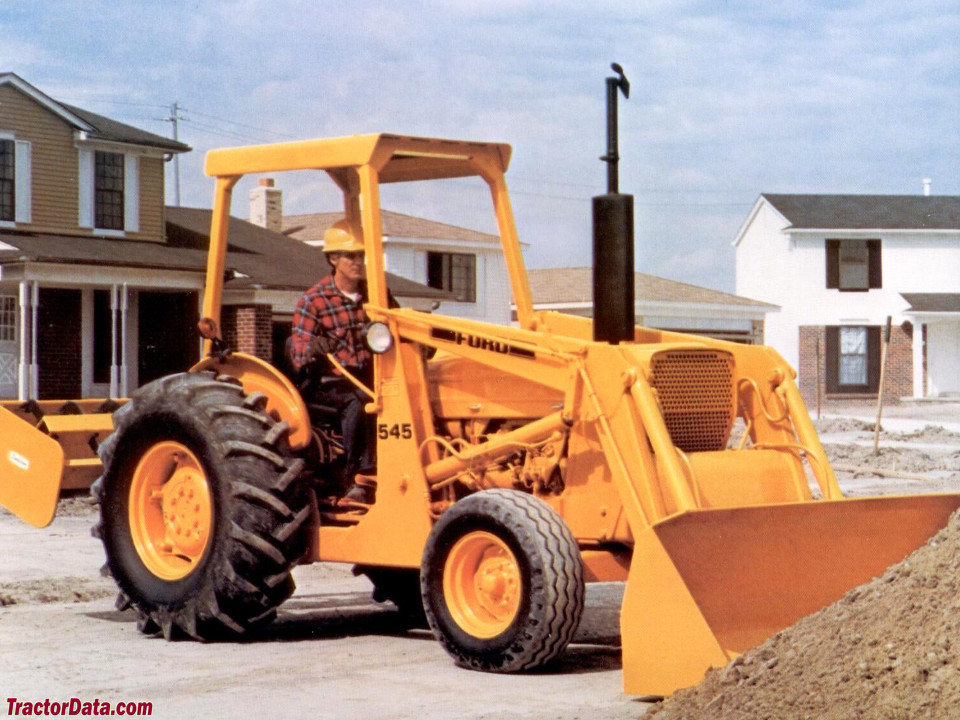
91, 371, 311, 640
420, 489, 585, 672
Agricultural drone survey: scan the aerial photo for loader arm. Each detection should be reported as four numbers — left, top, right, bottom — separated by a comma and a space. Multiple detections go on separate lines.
373, 304, 960, 695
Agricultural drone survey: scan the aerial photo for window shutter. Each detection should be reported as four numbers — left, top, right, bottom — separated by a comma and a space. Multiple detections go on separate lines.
825, 240, 840, 289
124, 154, 139, 233
867, 325, 881, 393
14, 141, 31, 223
78, 149, 94, 228
824, 326, 839, 393
867, 240, 882, 289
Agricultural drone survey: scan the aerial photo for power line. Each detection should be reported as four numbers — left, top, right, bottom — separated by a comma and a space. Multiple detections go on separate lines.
181, 117, 273, 144
182, 107, 297, 140
170, 103, 182, 206
441, 176, 752, 207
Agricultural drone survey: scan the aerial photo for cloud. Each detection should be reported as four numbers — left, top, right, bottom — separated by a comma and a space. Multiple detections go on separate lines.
2, 1, 958, 294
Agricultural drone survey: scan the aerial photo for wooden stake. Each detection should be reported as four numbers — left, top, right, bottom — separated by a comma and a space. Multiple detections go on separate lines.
873, 316, 893, 456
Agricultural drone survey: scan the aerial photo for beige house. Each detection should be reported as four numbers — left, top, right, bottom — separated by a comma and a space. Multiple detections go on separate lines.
525, 267, 776, 343
0, 72, 191, 399
0, 73, 446, 401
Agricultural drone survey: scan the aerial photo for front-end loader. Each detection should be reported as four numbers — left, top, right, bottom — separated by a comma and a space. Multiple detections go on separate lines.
4, 132, 960, 697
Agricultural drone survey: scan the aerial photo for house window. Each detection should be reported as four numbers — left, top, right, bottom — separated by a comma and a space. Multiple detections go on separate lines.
95, 151, 125, 230
839, 327, 867, 385
0, 140, 13, 222
427, 252, 476, 303
825, 325, 880, 394
0, 295, 16, 342
826, 239, 881, 291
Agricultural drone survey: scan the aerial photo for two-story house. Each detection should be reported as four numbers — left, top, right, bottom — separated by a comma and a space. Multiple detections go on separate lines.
0, 72, 192, 400
734, 193, 960, 404
0, 73, 448, 402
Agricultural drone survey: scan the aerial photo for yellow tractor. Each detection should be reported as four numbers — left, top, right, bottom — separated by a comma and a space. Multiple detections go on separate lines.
4, 132, 960, 697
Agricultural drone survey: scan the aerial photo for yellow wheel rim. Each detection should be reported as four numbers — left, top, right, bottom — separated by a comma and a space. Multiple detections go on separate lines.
128, 441, 213, 581
443, 531, 522, 639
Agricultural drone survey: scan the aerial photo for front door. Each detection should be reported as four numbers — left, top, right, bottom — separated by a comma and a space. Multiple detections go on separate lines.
138, 291, 200, 388
0, 295, 18, 398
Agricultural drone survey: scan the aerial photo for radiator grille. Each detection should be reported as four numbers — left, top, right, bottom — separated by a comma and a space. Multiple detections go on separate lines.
649, 350, 735, 453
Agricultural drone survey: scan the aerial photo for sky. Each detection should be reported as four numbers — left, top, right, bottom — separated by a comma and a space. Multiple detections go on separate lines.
2, 0, 958, 293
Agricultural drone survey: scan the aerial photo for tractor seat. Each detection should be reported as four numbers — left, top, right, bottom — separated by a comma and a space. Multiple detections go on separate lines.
307, 402, 340, 426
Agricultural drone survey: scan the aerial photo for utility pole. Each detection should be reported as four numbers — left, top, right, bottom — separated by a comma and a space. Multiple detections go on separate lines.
167, 102, 183, 206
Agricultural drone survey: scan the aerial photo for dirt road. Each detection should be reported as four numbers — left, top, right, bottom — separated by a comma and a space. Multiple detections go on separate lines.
2, 406, 958, 719
0, 506, 648, 720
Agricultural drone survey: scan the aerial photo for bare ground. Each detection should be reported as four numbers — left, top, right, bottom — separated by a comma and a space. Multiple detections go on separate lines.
2, 405, 960, 719
0, 500, 643, 720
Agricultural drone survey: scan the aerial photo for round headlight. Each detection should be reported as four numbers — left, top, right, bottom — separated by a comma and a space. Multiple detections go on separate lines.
363, 322, 394, 354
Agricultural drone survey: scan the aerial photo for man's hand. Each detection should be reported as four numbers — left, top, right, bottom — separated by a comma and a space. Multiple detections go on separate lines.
308, 334, 337, 360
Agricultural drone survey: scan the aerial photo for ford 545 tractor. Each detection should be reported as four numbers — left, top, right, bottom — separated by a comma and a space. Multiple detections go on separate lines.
3, 131, 960, 696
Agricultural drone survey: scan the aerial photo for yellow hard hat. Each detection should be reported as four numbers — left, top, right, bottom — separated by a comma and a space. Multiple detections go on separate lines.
323, 220, 364, 254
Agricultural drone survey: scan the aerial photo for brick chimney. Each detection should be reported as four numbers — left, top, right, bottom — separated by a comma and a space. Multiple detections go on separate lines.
249, 178, 282, 232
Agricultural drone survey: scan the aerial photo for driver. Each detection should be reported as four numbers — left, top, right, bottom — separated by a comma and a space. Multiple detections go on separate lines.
290, 219, 379, 502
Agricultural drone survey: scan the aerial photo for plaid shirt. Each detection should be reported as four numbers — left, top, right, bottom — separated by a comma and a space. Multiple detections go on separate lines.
291, 275, 372, 373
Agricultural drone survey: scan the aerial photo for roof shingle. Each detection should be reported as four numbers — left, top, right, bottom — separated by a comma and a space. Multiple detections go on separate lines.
284, 210, 500, 245
763, 194, 960, 231
901, 293, 960, 313
0, 209, 454, 301
61, 103, 191, 153
527, 267, 776, 309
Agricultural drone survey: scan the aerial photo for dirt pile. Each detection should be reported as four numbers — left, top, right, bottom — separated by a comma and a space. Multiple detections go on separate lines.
816, 417, 878, 434
646, 508, 960, 720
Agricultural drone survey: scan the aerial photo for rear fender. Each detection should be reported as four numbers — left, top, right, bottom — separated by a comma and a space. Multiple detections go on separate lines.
191, 352, 311, 451
0, 406, 65, 527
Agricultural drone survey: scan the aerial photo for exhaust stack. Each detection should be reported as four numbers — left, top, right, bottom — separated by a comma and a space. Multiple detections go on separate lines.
593, 63, 634, 344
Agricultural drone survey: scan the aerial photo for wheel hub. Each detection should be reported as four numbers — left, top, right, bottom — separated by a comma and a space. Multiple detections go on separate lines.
129, 441, 213, 581
475, 556, 518, 617
160, 461, 211, 557
443, 531, 522, 639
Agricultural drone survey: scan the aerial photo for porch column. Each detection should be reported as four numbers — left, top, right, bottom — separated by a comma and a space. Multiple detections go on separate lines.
30, 282, 38, 398
912, 321, 925, 398
110, 285, 119, 399
120, 283, 129, 398
17, 281, 29, 400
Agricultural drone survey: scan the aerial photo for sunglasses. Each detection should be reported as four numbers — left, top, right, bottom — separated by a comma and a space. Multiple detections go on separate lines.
334, 252, 365, 262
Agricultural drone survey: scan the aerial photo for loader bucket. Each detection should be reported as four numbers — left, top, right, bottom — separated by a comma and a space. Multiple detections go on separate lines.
620, 493, 960, 696
0, 405, 65, 528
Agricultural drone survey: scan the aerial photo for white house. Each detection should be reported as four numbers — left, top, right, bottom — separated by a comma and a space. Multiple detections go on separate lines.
734, 193, 960, 403
525, 267, 775, 343
280, 202, 510, 325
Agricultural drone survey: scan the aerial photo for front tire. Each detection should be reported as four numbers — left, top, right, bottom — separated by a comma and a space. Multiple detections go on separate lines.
421, 489, 585, 672
92, 371, 311, 640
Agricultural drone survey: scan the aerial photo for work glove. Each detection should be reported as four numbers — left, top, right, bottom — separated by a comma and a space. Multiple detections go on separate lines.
308, 334, 337, 360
